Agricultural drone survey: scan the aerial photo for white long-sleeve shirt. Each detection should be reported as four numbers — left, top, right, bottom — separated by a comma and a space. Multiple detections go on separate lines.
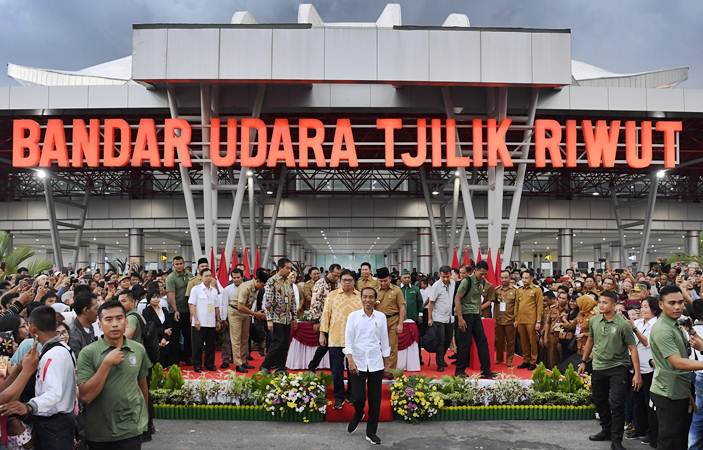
344, 309, 390, 372
29, 338, 76, 416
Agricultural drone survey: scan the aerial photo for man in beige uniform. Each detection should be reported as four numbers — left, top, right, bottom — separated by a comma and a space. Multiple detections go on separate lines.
514, 269, 544, 370
229, 269, 268, 373
494, 270, 518, 366
357, 262, 378, 291
374, 267, 405, 372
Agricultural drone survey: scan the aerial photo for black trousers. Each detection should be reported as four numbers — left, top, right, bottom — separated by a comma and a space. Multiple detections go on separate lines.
87, 435, 142, 450
33, 412, 75, 450
329, 347, 352, 402
592, 366, 628, 442
651, 392, 691, 450
191, 326, 216, 369
308, 344, 328, 371
455, 313, 491, 375
174, 310, 192, 362
433, 322, 453, 368
261, 323, 291, 371
633, 371, 658, 442
351, 369, 384, 437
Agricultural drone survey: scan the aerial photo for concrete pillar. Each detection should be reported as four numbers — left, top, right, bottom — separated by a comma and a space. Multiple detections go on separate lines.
609, 242, 622, 269
272, 228, 286, 263
687, 230, 700, 257
78, 244, 90, 269
96, 245, 106, 273
558, 228, 573, 274
512, 241, 522, 268
418, 228, 432, 275
402, 241, 413, 271
181, 241, 194, 270
128, 228, 144, 267
304, 250, 313, 267
594, 245, 602, 266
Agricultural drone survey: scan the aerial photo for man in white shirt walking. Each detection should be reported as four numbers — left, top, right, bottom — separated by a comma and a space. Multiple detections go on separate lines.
428, 266, 456, 372
0, 305, 76, 449
344, 287, 390, 446
188, 268, 221, 372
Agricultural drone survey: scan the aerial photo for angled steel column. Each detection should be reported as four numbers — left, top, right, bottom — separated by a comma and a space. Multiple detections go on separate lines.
419, 167, 444, 265
248, 172, 256, 267
200, 85, 214, 256
43, 177, 63, 270
441, 88, 480, 260
449, 176, 460, 261
167, 87, 202, 258
638, 171, 660, 272
262, 168, 287, 265
502, 88, 539, 265
457, 215, 468, 256
224, 85, 265, 260
610, 241, 623, 269
486, 88, 508, 258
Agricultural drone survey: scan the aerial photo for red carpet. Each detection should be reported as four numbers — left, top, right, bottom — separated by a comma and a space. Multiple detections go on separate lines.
180, 349, 534, 423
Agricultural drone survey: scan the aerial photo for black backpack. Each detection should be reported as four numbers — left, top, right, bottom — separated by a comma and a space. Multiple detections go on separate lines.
127, 311, 160, 364
20, 340, 75, 403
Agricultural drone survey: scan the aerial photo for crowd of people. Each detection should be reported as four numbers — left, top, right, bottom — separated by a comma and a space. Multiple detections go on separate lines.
0, 254, 700, 448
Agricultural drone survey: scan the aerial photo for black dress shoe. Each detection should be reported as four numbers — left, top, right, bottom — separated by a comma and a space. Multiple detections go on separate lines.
481, 371, 497, 379
247, 355, 254, 361
528, 364, 537, 370
517, 362, 530, 369
334, 400, 344, 410
437, 365, 445, 372
448, 353, 457, 360
193, 367, 202, 373
455, 371, 467, 378
220, 362, 230, 369
243, 363, 254, 369
184, 359, 193, 366
236, 365, 249, 373
589, 430, 611, 441
205, 366, 216, 371
347, 414, 364, 433
610, 441, 625, 450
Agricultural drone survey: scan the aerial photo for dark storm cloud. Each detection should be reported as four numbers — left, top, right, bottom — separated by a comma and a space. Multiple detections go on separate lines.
1, 0, 701, 86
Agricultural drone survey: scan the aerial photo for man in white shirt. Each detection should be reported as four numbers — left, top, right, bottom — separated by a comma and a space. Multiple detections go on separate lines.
188, 268, 221, 372
0, 305, 76, 449
428, 266, 456, 372
344, 286, 389, 446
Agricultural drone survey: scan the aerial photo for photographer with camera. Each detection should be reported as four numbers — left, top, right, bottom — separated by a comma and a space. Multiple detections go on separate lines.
649, 285, 703, 449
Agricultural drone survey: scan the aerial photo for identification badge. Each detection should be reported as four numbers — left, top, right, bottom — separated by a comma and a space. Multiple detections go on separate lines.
207, 304, 214, 314
499, 302, 507, 312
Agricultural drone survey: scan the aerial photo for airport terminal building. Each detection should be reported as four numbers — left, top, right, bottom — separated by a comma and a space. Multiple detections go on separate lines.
2, 3, 703, 275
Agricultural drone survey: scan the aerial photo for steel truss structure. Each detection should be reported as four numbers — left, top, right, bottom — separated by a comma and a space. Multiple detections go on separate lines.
0, 85, 697, 270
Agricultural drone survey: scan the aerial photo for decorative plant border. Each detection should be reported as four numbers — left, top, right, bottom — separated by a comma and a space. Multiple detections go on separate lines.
154, 404, 324, 422
430, 405, 595, 421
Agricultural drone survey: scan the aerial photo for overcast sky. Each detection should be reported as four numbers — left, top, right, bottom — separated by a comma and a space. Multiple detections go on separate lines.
1, 0, 701, 86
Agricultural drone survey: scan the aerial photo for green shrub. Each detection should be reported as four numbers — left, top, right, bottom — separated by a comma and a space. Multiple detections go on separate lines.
559, 364, 583, 394
163, 364, 185, 390
531, 363, 550, 392
149, 362, 164, 390
529, 389, 592, 406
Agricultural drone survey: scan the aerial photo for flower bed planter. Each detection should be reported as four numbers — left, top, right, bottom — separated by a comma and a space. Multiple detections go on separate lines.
430, 405, 595, 421
154, 404, 324, 422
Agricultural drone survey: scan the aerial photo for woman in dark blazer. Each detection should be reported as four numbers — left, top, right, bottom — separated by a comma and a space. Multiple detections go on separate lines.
142, 290, 174, 367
